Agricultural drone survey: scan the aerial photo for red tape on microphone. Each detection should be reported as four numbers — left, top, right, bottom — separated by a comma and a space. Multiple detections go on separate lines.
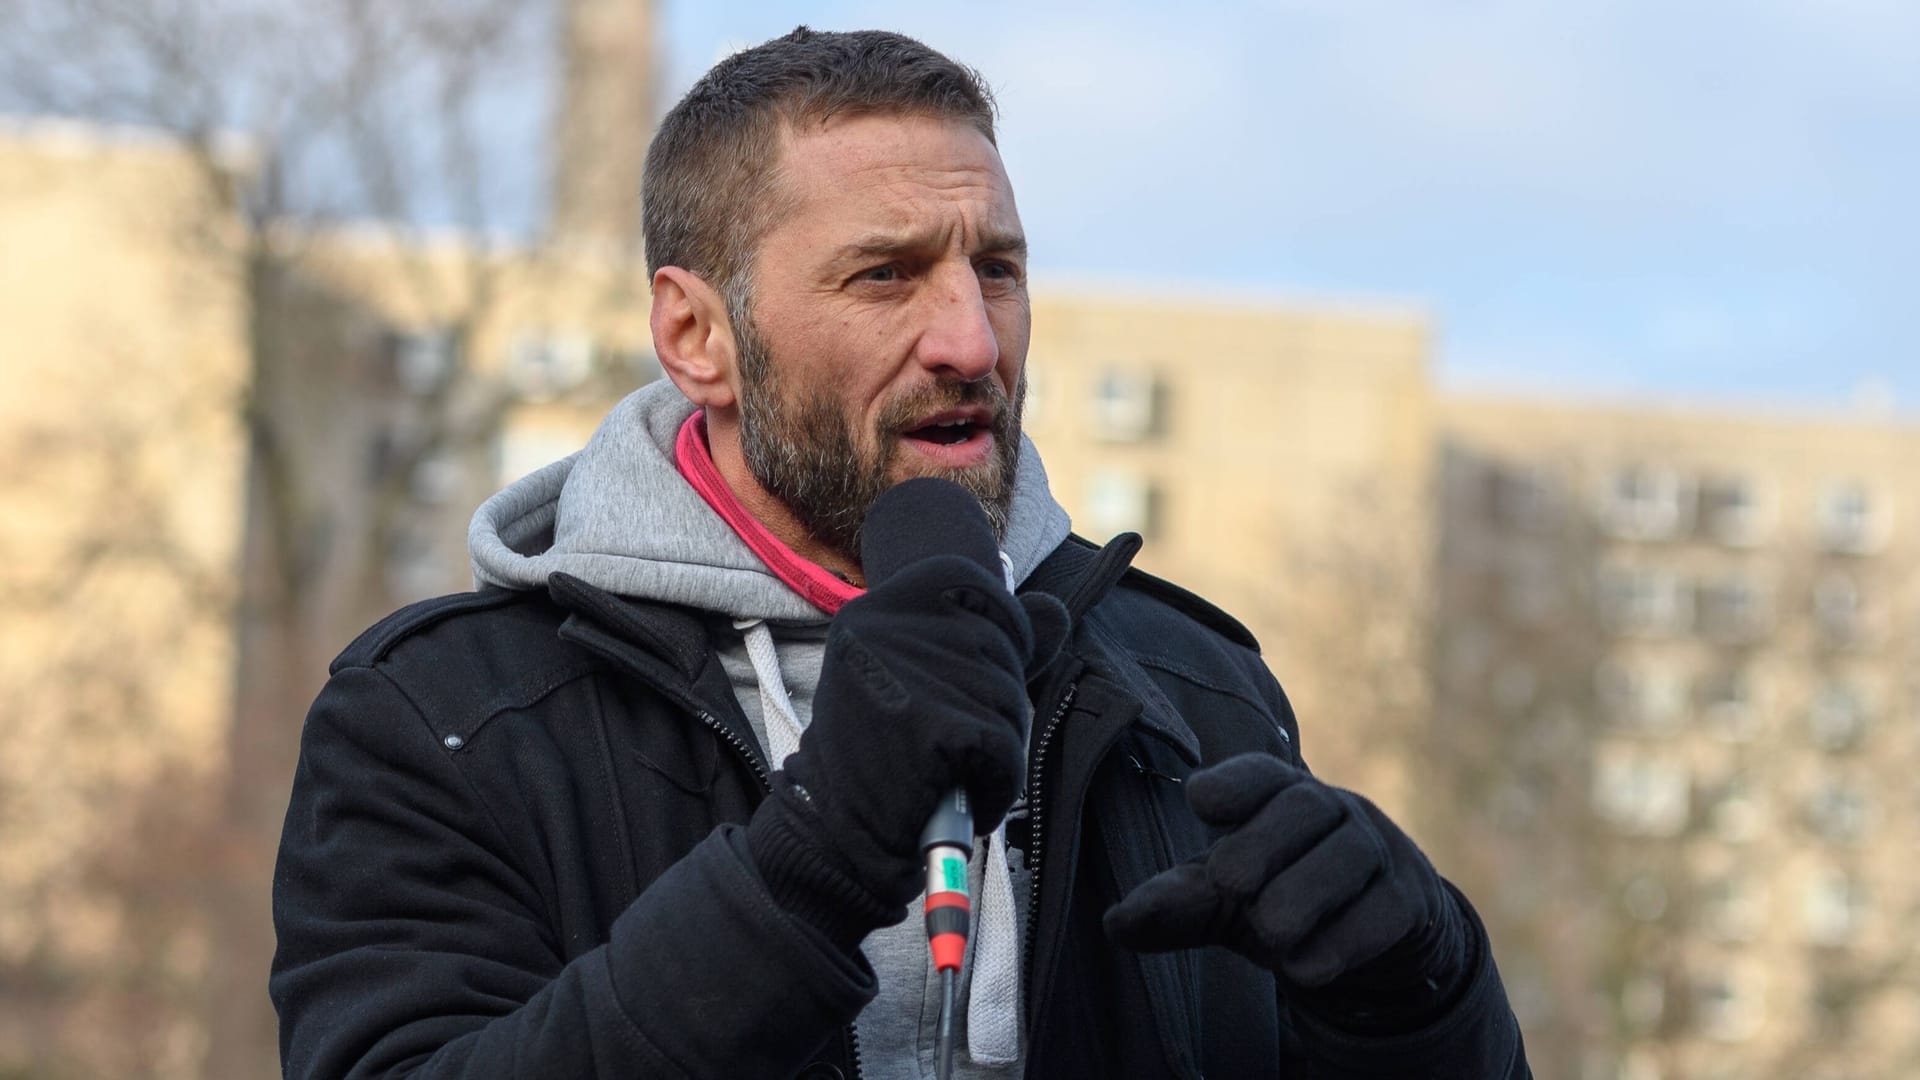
925, 847, 971, 972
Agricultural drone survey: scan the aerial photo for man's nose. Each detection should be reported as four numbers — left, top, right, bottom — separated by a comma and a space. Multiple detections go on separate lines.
914, 268, 1000, 382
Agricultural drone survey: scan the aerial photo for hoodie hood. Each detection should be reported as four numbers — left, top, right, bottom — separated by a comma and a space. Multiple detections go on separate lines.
469, 380, 1074, 624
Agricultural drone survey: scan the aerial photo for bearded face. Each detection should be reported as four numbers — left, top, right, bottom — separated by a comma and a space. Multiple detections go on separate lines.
733, 307, 1024, 565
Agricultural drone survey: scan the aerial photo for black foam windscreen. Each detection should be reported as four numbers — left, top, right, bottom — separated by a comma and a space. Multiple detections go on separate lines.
859, 478, 999, 588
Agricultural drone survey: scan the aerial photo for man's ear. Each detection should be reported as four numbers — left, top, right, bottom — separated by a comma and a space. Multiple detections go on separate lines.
651, 266, 739, 409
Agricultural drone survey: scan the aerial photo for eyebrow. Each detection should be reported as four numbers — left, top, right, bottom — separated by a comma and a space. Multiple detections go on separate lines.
833, 227, 1028, 262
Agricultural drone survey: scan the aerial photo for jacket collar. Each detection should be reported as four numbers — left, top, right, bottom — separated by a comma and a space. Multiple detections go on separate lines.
546, 532, 1209, 769
548, 570, 711, 680
1025, 536, 1203, 765
547, 572, 772, 777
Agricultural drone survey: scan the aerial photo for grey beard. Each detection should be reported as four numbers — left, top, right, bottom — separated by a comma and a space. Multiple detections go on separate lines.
734, 324, 1022, 566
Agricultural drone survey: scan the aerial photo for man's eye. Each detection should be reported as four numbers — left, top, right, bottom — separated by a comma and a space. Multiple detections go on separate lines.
979, 260, 1021, 282
856, 265, 900, 283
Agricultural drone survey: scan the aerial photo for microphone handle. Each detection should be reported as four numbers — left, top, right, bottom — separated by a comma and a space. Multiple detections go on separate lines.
921, 788, 973, 972
920, 550, 1015, 975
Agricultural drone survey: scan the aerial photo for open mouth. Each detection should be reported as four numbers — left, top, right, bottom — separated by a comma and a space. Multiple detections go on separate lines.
905, 416, 984, 446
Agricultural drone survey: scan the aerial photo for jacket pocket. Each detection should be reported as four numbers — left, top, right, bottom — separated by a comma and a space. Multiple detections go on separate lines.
1095, 734, 1208, 1079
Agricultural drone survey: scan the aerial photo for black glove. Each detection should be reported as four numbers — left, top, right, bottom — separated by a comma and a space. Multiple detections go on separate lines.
747, 480, 1068, 950
1104, 753, 1469, 1032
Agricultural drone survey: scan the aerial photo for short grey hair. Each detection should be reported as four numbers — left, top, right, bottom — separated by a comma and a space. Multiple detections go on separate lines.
641, 26, 999, 314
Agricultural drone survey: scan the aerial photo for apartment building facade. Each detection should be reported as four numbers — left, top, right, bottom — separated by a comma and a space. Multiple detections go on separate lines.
1438, 397, 1920, 1080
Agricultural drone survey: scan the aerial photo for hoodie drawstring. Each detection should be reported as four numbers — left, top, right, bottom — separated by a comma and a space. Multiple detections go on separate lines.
739, 618, 805, 770
967, 826, 1022, 1064
735, 616, 1023, 1066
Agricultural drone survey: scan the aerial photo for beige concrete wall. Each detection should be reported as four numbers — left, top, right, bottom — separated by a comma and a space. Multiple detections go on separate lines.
288, 226, 656, 363
0, 121, 249, 1074
1023, 288, 1436, 814
1026, 288, 1431, 577
274, 226, 659, 598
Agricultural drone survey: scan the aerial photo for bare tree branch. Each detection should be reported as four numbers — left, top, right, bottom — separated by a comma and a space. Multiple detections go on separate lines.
0, 2, 635, 1074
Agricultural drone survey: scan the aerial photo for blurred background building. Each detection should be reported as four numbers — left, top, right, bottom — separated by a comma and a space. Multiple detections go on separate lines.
0, 117, 250, 1079
1435, 401, 1920, 1080
2, 2, 1916, 1078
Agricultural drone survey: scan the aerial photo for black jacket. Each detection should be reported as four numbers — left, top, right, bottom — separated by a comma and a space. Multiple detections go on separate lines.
272, 536, 1529, 1078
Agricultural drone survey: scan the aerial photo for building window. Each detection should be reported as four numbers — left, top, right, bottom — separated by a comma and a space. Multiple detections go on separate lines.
1811, 976, 1864, 1039
1593, 752, 1690, 836
1502, 549, 1561, 624
1604, 465, 1693, 541
506, 330, 595, 400
1698, 875, 1764, 942
1695, 970, 1764, 1041
1598, 564, 1692, 636
495, 425, 586, 487
410, 451, 464, 507
384, 526, 448, 600
1695, 574, 1770, 642
1083, 469, 1159, 540
1805, 781, 1869, 843
1596, 659, 1688, 734
613, 347, 662, 384
389, 327, 459, 393
1816, 482, 1888, 555
1803, 868, 1868, 945
1697, 667, 1759, 742
1698, 474, 1770, 546
1492, 463, 1558, 533
1616, 1050, 1666, 1080
1620, 875, 1670, 922
1808, 682, 1869, 751
1020, 365, 1046, 426
1706, 773, 1764, 843
1619, 972, 1666, 1033
1089, 370, 1164, 441
1813, 574, 1869, 647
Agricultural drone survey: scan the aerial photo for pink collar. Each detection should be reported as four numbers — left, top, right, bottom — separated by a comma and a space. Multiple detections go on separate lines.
675, 411, 864, 615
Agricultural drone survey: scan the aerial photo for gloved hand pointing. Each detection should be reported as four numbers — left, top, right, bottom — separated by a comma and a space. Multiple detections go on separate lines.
1104, 753, 1469, 1030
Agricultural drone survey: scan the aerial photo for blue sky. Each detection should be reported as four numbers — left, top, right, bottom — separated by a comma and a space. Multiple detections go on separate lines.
658, 1, 1919, 414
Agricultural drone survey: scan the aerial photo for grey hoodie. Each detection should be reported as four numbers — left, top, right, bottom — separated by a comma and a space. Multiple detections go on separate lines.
468, 379, 1073, 1080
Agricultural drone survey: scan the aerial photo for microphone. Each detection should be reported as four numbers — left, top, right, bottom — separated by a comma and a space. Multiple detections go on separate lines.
921, 789, 973, 1080
859, 478, 1006, 1079
919, 788, 974, 974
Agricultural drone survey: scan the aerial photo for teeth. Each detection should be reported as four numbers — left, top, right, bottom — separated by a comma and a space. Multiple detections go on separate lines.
934, 418, 970, 427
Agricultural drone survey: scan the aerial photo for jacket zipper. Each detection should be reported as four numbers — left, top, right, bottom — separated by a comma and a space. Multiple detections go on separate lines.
557, 618, 777, 786
699, 709, 862, 1080
694, 710, 770, 789
1021, 682, 1077, 984
563, 617, 856, 1076
1125, 750, 1184, 873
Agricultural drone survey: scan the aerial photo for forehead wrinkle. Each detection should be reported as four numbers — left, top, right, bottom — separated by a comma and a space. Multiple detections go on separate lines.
836, 178, 1025, 256
781, 160, 1006, 239
836, 220, 1026, 261
770, 116, 1026, 268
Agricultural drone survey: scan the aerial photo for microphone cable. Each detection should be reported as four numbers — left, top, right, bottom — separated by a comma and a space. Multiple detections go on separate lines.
937, 966, 959, 1080
921, 788, 972, 1080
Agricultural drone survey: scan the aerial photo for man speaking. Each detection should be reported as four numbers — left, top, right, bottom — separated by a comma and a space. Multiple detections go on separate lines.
271, 27, 1530, 1079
